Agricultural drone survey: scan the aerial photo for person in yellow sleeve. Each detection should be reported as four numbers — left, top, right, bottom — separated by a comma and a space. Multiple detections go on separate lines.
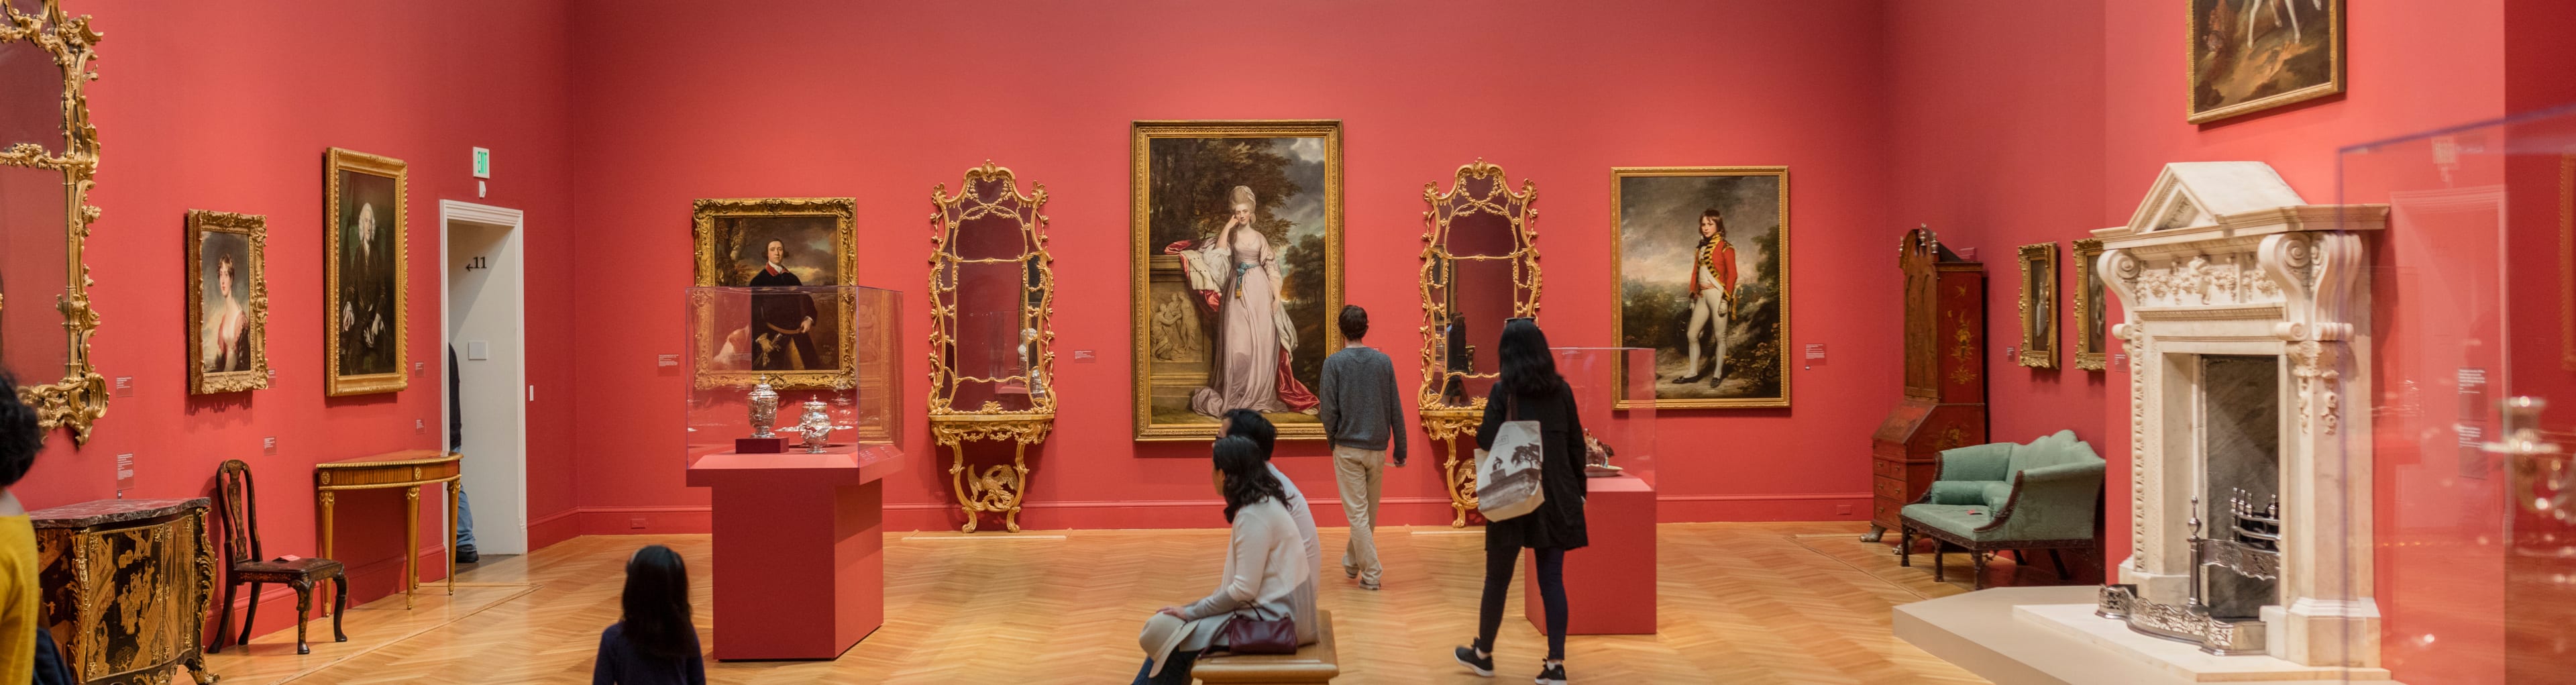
2, 372, 48, 685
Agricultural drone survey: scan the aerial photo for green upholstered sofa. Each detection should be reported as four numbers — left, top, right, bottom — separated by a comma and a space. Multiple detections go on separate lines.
1897, 429, 2104, 590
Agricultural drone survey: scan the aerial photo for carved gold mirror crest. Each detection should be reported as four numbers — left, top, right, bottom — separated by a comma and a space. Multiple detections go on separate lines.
1418, 159, 1539, 413
2017, 241, 2059, 369
2071, 238, 2106, 371
0, 1, 105, 443
928, 161, 1055, 417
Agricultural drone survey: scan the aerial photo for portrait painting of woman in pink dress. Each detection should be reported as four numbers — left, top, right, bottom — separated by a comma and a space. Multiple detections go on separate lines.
1131, 122, 1343, 439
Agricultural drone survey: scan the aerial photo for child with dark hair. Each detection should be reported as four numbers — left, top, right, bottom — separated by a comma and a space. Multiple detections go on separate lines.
592, 544, 705, 685
3, 372, 50, 685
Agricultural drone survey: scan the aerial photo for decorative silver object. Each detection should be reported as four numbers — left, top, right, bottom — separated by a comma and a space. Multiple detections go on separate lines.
798, 399, 832, 453
2488, 397, 2573, 524
2093, 492, 2279, 656
747, 377, 780, 439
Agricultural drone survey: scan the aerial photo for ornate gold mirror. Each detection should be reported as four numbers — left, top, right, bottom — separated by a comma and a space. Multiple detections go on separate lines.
1417, 159, 1538, 526
928, 161, 1055, 533
0, 2, 103, 443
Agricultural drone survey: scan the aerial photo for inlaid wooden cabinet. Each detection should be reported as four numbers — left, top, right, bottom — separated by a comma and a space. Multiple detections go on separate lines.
34, 498, 219, 685
1866, 228, 1988, 541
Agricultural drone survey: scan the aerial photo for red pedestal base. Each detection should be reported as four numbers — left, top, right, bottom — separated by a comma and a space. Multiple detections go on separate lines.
1527, 474, 1656, 635
735, 437, 786, 454
686, 445, 904, 660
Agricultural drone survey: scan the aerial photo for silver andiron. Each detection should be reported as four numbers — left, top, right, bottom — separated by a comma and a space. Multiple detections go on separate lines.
747, 376, 780, 439
798, 399, 833, 453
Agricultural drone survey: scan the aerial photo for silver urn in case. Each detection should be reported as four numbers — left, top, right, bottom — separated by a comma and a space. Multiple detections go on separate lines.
746, 377, 780, 439
797, 399, 833, 453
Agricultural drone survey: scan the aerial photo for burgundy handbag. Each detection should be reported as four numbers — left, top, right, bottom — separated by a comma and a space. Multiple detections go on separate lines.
1218, 606, 1298, 655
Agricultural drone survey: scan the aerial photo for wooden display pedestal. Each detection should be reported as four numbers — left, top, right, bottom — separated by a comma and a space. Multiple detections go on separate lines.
685, 445, 903, 660
1526, 475, 1656, 635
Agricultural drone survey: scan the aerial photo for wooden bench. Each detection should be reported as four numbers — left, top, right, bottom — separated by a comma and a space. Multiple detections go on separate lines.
1191, 609, 1339, 684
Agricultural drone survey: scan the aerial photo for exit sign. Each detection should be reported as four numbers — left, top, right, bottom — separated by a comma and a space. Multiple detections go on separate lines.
472, 147, 491, 178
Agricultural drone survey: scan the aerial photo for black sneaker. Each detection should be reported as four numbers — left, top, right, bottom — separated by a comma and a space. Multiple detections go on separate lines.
1454, 645, 1494, 677
1535, 662, 1567, 685
455, 544, 478, 564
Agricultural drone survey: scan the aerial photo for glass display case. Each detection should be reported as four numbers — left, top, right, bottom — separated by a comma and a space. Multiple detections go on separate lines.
2333, 105, 2576, 683
684, 284, 901, 468
1554, 347, 1656, 489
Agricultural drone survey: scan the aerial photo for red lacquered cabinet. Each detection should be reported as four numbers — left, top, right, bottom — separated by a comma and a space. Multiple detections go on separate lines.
1866, 227, 1988, 541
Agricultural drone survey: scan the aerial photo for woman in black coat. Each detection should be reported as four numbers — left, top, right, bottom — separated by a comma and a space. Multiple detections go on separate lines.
1453, 318, 1585, 685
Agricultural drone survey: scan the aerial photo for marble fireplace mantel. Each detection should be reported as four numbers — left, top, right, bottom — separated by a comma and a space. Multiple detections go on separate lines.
2090, 162, 2390, 669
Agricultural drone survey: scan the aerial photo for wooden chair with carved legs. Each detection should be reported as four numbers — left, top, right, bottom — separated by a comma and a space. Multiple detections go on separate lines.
211, 459, 349, 654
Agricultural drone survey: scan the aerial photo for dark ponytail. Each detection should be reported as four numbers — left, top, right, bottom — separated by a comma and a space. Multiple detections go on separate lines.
1213, 436, 1286, 523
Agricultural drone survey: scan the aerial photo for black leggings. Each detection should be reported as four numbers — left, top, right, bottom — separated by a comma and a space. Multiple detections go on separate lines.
1476, 545, 1567, 660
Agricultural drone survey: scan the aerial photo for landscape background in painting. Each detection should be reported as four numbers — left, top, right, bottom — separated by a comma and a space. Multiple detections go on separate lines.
2192, 0, 2337, 115
715, 215, 842, 287
196, 230, 251, 373
1616, 172, 1786, 405
1142, 135, 1330, 429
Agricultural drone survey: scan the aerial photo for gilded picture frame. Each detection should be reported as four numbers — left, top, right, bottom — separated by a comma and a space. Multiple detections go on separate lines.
0, 1, 108, 442
323, 148, 409, 396
2188, 0, 2344, 124
186, 210, 269, 394
2072, 238, 2107, 371
2017, 242, 2059, 369
690, 197, 858, 390
1130, 119, 1344, 441
1609, 166, 1792, 409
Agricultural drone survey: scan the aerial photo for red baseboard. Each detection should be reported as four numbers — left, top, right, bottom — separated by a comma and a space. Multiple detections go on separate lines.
523, 492, 1876, 549
529, 507, 580, 549
203, 545, 451, 647
1656, 492, 1872, 522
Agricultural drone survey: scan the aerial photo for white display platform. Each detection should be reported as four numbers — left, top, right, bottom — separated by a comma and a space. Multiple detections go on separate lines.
1894, 586, 2407, 685
2017, 604, 2393, 682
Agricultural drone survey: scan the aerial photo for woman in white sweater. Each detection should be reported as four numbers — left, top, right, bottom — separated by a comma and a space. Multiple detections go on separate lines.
1134, 436, 1316, 684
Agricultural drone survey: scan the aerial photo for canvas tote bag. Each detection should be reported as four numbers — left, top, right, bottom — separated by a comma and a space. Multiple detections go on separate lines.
1474, 396, 1547, 521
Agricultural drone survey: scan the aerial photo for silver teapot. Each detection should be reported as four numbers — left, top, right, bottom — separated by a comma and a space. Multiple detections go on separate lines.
797, 399, 832, 453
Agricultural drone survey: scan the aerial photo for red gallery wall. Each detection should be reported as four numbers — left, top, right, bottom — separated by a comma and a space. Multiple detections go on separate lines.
11, 1, 578, 642
561, 0, 1897, 536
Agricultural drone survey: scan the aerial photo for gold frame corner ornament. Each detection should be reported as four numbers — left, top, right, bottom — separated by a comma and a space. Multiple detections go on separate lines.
1606, 166, 1792, 410
928, 161, 1059, 533
186, 210, 271, 394
2017, 241, 2060, 369
2185, 0, 2345, 125
323, 148, 411, 396
688, 196, 859, 390
1127, 119, 1344, 441
2, 1, 107, 443
2072, 238, 2108, 371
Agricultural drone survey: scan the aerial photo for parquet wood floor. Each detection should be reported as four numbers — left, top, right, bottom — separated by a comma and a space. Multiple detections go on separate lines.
207, 522, 2018, 684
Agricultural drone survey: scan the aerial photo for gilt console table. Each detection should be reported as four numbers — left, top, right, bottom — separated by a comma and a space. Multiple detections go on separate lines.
315, 450, 460, 609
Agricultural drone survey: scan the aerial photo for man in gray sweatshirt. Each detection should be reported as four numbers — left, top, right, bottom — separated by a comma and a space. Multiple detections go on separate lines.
1319, 305, 1407, 589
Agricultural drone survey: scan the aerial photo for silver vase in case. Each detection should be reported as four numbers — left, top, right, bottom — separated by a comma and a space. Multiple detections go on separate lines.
747, 378, 780, 439
798, 399, 833, 453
